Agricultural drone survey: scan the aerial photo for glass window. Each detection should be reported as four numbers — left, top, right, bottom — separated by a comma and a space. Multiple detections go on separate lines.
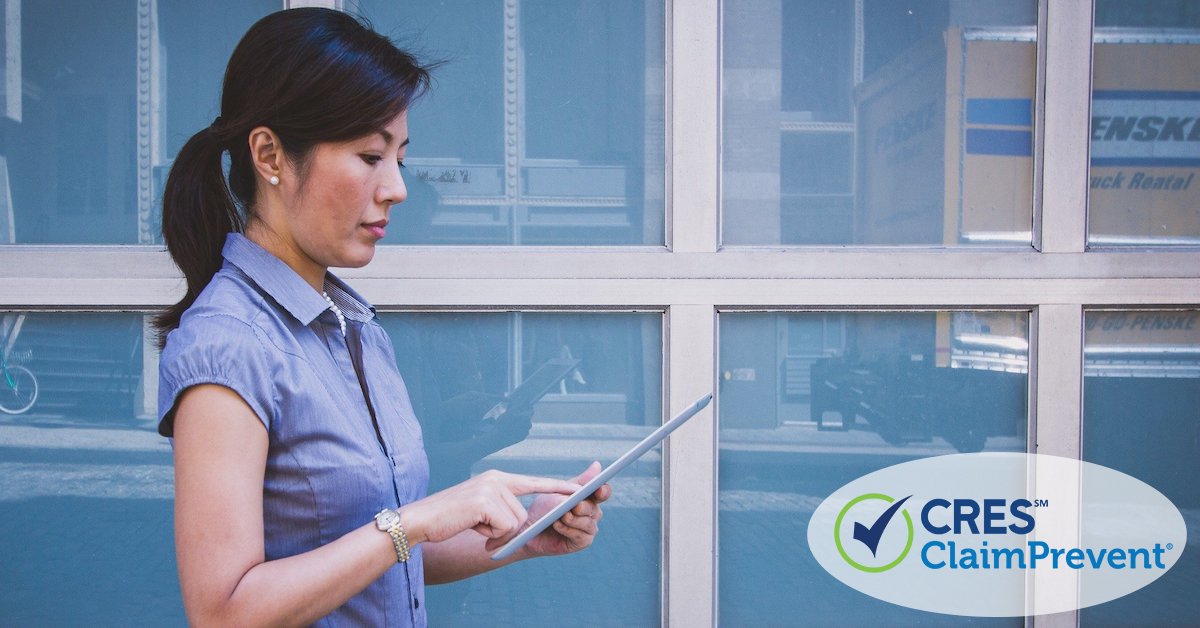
351, 0, 666, 245
1089, 1, 1200, 247
377, 311, 663, 624
0, 312, 178, 624
1082, 309, 1200, 624
722, 0, 1038, 246
718, 311, 1028, 624
0, 1, 277, 245
0, 310, 662, 624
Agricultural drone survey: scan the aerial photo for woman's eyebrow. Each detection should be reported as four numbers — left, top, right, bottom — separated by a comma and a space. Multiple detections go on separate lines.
377, 130, 410, 149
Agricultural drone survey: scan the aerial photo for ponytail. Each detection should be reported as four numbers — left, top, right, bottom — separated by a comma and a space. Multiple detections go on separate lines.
153, 119, 243, 349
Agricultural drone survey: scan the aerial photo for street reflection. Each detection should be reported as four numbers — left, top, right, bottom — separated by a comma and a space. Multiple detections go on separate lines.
719, 311, 1028, 626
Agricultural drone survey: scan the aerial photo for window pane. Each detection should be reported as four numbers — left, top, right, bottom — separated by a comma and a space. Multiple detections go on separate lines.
718, 311, 1028, 624
1089, 2, 1200, 247
377, 312, 663, 625
353, 0, 666, 245
723, 1, 1037, 246
1, 310, 663, 624
0, 313, 178, 624
0, 1, 276, 244
1082, 310, 1200, 624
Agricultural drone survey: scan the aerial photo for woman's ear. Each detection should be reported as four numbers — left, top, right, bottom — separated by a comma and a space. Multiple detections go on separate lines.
248, 126, 284, 186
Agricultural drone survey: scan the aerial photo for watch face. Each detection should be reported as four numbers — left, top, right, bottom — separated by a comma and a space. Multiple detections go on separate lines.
376, 509, 401, 530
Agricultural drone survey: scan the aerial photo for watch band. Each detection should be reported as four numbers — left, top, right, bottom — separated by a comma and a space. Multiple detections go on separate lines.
376, 509, 411, 563
387, 522, 411, 563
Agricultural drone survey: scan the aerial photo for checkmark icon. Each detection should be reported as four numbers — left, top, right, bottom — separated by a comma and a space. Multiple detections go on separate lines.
852, 495, 911, 557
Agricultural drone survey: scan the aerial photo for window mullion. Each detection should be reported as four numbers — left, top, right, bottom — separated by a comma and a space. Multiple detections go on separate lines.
669, 0, 719, 253
664, 304, 717, 628
1038, 0, 1093, 253
1029, 303, 1084, 627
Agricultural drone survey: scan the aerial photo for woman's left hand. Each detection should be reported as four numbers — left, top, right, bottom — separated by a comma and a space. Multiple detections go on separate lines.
518, 461, 611, 557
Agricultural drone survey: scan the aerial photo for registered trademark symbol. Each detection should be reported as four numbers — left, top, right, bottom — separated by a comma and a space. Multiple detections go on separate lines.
1167, 543, 1174, 550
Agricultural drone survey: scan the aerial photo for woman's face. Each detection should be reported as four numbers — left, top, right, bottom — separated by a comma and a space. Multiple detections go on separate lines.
273, 111, 409, 281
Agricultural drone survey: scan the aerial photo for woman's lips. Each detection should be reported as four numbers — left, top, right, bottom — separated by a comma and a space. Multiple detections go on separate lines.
363, 221, 387, 239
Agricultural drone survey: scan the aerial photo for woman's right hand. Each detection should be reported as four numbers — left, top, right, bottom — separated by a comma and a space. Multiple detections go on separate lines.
400, 470, 580, 546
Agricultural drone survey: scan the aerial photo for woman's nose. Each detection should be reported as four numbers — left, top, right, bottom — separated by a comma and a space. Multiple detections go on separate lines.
379, 162, 408, 205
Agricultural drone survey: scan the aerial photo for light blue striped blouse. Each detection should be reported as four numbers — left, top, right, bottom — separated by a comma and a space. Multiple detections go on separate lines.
158, 232, 430, 626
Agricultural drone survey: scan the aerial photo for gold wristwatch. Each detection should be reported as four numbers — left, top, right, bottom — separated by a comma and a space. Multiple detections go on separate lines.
374, 508, 411, 563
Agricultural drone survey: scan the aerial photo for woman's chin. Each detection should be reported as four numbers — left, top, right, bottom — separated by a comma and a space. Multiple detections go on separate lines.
329, 248, 376, 270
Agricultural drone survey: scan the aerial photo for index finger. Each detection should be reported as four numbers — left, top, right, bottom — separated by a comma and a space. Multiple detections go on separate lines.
500, 473, 582, 497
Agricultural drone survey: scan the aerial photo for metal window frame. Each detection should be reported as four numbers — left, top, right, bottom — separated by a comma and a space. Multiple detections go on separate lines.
2, 0, 1200, 626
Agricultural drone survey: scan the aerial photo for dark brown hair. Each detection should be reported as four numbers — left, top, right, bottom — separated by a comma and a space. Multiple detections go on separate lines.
154, 8, 430, 348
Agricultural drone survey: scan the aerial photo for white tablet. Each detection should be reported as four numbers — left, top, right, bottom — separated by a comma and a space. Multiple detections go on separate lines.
490, 392, 713, 561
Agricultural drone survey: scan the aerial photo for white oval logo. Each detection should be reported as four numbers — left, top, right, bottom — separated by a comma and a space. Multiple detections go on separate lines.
806, 453, 1187, 616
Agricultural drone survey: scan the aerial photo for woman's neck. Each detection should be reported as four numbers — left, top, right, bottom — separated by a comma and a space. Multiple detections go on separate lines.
243, 221, 326, 293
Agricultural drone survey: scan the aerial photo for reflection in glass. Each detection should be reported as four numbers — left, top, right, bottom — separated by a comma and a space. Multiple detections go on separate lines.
0, 1, 275, 244
0, 310, 664, 624
352, 0, 665, 245
718, 311, 1028, 625
722, 0, 1037, 245
0, 312, 149, 420
1089, 2, 1200, 247
0, 312, 178, 624
378, 311, 662, 625
1082, 310, 1200, 624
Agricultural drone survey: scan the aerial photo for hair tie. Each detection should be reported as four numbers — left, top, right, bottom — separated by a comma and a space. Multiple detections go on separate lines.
205, 116, 226, 147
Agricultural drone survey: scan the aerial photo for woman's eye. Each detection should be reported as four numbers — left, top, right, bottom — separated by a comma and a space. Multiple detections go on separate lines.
361, 154, 382, 165
397, 160, 406, 170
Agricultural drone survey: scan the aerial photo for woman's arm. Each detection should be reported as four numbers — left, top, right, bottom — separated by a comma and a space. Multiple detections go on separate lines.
423, 462, 611, 585
172, 384, 580, 627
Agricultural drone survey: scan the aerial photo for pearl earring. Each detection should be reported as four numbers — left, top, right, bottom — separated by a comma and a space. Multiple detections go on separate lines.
269, 175, 280, 186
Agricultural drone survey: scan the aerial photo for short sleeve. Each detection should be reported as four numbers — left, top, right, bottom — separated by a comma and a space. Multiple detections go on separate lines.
157, 313, 277, 437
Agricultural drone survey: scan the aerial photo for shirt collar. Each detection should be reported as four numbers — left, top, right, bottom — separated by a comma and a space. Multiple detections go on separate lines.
221, 232, 376, 326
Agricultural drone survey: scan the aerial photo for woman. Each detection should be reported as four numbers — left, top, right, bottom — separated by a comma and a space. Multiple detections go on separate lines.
154, 9, 608, 626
